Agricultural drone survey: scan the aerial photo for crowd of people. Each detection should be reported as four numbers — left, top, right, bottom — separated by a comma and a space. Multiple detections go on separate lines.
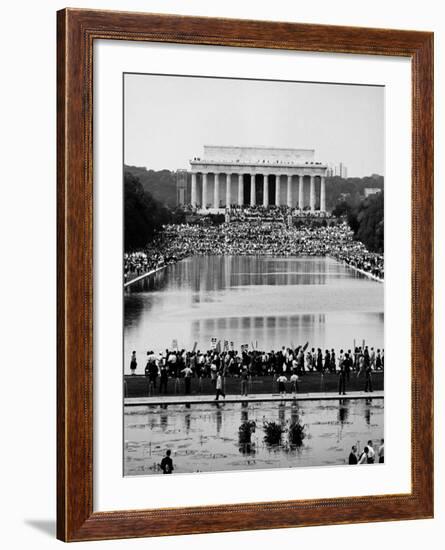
124, 220, 384, 282
227, 205, 330, 222
129, 344, 384, 397
348, 439, 384, 465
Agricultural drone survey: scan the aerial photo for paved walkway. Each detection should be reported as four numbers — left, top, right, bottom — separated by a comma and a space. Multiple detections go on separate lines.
124, 390, 384, 406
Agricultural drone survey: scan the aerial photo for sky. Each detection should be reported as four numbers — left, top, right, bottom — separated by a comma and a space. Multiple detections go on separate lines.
124, 73, 384, 178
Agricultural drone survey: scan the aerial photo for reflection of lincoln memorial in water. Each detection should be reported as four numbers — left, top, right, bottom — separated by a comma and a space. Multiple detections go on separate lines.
189, 145, 328, 211
124, 255, 384, 364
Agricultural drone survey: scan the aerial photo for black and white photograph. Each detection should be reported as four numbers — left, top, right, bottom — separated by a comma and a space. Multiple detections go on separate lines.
123, 73, 385, 476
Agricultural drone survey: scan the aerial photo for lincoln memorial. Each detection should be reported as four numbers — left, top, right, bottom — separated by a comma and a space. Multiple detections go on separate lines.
189, 145, 328, 211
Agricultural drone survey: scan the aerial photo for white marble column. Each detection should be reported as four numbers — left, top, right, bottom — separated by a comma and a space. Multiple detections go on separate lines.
250, 174, 256, 206
287, 174, 292, 207
275, 175, 281, 206
202, 173, 208, 209
298, 175, 304, 209
191, 172, 197, 207
238, 173, 244, 206
320, 176, 326, 212
310, 175, 315, 212
213, 173, 219, 208
263, 174, 269, 206
226, 173, 232, 207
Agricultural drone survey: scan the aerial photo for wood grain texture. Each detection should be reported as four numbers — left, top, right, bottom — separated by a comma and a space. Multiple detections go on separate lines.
57, 8, 434, 542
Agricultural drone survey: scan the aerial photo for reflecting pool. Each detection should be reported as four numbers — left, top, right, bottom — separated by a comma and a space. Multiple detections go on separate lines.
124, 256, 384, 374
124, 398, 384, 476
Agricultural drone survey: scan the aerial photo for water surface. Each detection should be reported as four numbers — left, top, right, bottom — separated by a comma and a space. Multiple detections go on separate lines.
124, 256, 384, 373
124, 398, 384, 475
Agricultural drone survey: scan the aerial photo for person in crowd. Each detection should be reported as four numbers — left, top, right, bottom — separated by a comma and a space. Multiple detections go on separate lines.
129, 351, 137, 375
357, 350, 366, 376
330, 349, 336, 373
215, 371, 226, 400
181, 364, 193, 395
290, 371, 299, 396
241, 367, 249, 396
324, 349, 331, 372
306, 349, 313, 372
210, 360, 218, 387
159, 362, 169, 395
364, 346, 370, 369
167, 350, 177, 378
348, 445, 358, 464
364, 363, 373, 392
160, 449, 174, 474
338, 349, 344, 367
338, 364, 347, 395
378, 438, 385, 463
354, 347, 360, 372
344, 352, 352, 382
376, 349, 382, 370
358, 446, 369, 464
297, 348, 305, 373
367, 440, 376, 463
277, 373, 287, 395
316, 348, 323, 372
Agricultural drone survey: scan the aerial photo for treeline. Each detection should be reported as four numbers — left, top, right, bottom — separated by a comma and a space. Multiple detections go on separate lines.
125, 172, 188, 250
333, 192, 384, 253
124, 165, 177, 207
325, 175, 383, 210
124, 172, 170, 250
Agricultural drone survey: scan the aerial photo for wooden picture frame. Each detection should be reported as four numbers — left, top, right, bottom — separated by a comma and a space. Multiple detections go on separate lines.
57, 8, 434, 542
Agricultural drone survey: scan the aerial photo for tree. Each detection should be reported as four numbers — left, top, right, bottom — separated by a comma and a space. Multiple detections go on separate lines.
124, 172, 171, 250
332, 200, 351, 218
355, 192, 384, 252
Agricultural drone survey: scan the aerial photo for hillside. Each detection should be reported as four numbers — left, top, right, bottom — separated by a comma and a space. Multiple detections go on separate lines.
124, 165, 177, 207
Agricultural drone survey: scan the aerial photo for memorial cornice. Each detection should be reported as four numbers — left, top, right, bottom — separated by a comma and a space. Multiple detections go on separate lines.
190, 161, 327, 175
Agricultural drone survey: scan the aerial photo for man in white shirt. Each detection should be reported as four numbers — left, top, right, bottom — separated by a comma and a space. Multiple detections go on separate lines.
290, 372, 299, 395
214, 372, 225, 400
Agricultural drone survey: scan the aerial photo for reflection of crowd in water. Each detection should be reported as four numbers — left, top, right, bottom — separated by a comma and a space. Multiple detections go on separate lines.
124, 221, 384, 282
129, 344, 384, 396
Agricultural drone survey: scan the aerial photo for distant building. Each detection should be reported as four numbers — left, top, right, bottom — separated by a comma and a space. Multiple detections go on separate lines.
327, 162, 348, 178
176, 169, 188, 205
364, 187, 382, 198
338, 162, 348, 178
